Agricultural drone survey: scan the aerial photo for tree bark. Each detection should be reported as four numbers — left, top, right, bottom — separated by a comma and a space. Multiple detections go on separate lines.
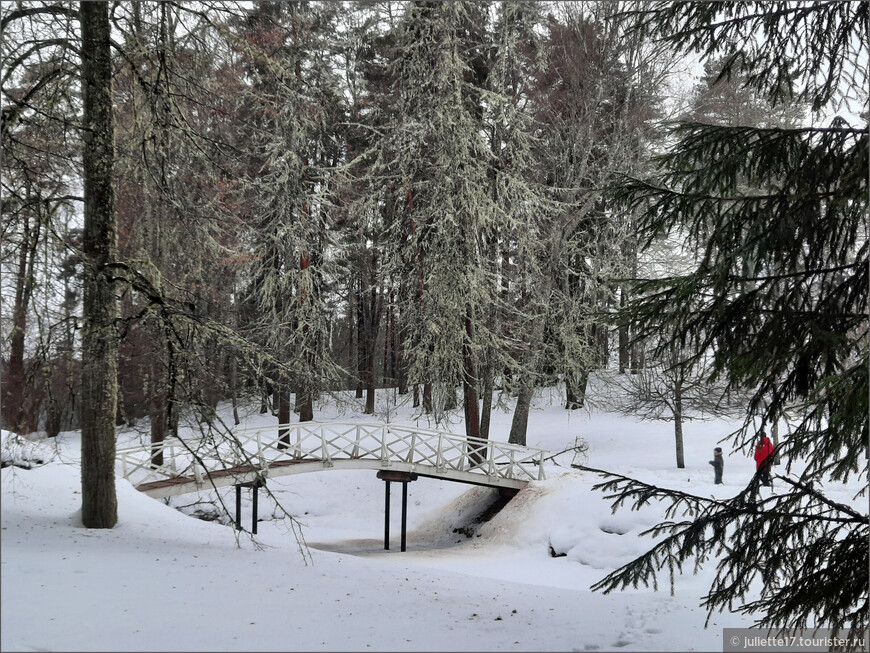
298, 393, 313, 422
277, 385, 291, 448
79, 0, 118, 529
478, 373, 493, 441
673, 383, 685, 469
229, 352, 240, 426
462, 313, 480, 441
565, 371, 589, 410
149, 393, 166, 469
3, 203, 41, 434
618, 285, 630, 373
508, 381, 533, 446
148, 325, 168, 468
771, 415, 781, 466
355, 279, 364, 399
422, 382, 432, 414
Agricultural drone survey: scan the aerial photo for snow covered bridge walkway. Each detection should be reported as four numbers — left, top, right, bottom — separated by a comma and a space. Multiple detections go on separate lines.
117, 421, 547, 500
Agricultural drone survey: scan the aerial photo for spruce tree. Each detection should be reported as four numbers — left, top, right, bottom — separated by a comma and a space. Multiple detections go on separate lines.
590, 1, 869, 636
236, 1, 346, 425
385, 1, 515, 429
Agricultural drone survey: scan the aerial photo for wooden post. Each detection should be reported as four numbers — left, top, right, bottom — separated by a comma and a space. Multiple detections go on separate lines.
235, 485, 241, 531
401, 481, 408, 552
252, 483, 259, 534
377, 470, 418, 552
384, 480, 390, 550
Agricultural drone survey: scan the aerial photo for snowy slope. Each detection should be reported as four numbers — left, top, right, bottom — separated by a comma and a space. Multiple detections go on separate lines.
2, 385, 861, 652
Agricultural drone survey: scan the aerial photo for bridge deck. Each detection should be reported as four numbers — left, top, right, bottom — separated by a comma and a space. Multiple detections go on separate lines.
120, 421, 546, 498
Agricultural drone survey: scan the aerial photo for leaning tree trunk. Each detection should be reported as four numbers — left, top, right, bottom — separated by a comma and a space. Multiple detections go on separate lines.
509, 310, 549, 445
508, 381, 534, 446
79, 0, 118, 529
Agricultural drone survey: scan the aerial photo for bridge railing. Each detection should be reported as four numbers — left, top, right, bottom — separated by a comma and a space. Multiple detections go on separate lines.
116, 421, 547, 488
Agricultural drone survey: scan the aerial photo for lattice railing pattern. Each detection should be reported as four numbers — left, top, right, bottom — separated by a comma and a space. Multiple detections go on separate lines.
117, 421, 546, 489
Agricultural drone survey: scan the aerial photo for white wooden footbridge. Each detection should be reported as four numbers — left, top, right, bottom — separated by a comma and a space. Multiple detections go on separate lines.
117, 421, 546, 549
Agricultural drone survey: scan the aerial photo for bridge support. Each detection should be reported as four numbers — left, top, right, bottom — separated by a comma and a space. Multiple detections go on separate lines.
235, 479, 265, 534
377, 470, 418, 552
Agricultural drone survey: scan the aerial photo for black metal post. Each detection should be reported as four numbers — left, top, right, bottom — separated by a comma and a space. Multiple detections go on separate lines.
384, 480, 391, 550
252, 483, 259, 534
235, 484, 241, 531
401, 481, 408, 552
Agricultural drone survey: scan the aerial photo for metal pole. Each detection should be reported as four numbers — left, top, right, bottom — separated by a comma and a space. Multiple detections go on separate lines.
235, 485, 241, 531
401, 481, 408, 552
252, 484, 259, 535
384, 480, 390, 550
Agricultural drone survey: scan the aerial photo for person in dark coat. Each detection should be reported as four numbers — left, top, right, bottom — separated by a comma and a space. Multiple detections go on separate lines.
754, 431, 775, 486
709, 447, 723, 484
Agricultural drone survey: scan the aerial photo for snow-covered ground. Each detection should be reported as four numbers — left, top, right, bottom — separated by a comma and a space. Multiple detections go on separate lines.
2, 382, 861, 652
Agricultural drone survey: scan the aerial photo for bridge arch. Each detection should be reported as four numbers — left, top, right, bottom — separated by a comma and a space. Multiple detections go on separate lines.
117, 421, 546, 499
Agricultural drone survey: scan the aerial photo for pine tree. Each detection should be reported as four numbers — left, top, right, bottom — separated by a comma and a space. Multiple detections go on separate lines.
591, 1, 869, 636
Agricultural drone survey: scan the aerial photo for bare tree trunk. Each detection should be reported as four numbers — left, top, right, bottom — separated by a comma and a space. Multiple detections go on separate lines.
422, 382, 432, 414
364, 347, 376, 415
595, 322, 609, 367
228, 352, 240, 426
277, 385, 291, 448
674, 383, 685, 469
3, 205, 41, 434
298, 393, 313, 422
272, 384, 280, 416
444, 385, 457, 410
388, 288, 398, 388
396, 321, 407, 395
383, 292, 392, 386
149, 392, 167, 469
478, 373, 493, 441
260, 378, 270, 414
630, 343, 644, 373
462, 313, 480, 441
364, 253, 381, 414
355, 279, 364, 399
618, 285, 630, 373
771, 415, 781, 466
149, 326, 169, 468
79, 0, 118, 528
565, 371, 589, 410
508, 382, 533, 446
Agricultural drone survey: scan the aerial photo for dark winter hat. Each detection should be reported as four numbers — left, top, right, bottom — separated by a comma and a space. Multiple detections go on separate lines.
714, 447, 722, 453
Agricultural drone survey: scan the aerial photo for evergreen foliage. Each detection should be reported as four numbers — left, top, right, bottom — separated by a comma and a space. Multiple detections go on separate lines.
235, 1, 347, 418
592, 0, 869, 636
